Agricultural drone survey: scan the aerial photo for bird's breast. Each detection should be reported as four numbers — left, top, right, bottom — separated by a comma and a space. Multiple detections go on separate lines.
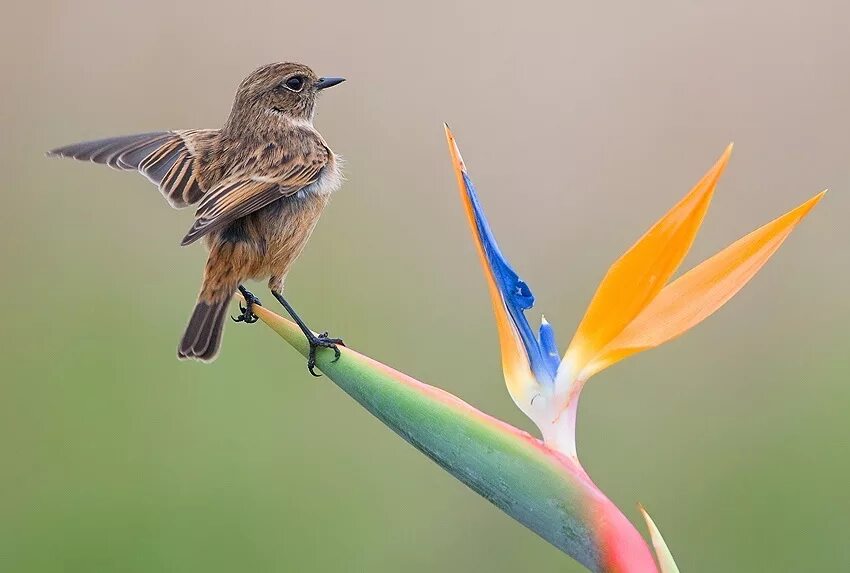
299, 152, 343, 198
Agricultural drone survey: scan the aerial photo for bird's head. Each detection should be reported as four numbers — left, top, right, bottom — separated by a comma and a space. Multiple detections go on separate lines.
226, 62, 345, 134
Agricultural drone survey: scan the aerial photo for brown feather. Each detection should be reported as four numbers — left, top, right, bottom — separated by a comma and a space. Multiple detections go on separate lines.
179, 135, 330, 245
48, 130, 219, 209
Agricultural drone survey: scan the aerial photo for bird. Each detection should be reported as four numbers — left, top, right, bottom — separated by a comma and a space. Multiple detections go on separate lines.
48, 62, 347, 375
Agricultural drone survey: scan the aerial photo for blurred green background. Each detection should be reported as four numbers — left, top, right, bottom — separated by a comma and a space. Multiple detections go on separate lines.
2, 1, 849, 571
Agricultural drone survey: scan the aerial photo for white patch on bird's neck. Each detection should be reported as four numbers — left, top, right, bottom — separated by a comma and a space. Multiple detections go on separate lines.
308, 156, 344, 198
264, 109, 315, 129
287, 116, 315, 130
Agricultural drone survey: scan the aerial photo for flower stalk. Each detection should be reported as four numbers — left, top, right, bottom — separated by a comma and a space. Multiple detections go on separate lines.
251, 302, 658, 571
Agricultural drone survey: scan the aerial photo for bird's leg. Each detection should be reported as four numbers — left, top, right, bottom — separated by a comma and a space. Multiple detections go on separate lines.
232, 285, 261, 324
270, 291, 343, 377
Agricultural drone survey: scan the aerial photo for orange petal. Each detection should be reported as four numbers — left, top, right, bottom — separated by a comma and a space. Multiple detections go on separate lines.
562, 145, 733, 380
444, 125, 540, 410
584, 190, 826, 377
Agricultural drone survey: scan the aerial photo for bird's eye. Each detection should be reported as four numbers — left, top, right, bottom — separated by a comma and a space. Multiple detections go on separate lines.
283, 76, 305, 92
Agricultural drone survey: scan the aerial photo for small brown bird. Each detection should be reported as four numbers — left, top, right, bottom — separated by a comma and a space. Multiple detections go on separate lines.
48, 62, 346, 374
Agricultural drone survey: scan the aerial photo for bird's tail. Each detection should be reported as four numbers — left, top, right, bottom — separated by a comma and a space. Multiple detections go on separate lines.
177, 295, 231, 362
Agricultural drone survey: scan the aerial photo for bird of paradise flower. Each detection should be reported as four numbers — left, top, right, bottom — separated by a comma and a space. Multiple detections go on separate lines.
247, 126, 823, 572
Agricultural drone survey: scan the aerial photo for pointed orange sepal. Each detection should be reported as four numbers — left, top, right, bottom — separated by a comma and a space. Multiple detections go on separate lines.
562, 145, 733, 381
582, 190, 826, 378
444, 125, 540, 410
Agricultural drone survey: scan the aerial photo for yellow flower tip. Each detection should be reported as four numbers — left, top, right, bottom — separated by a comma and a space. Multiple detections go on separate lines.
637, 503, 650, 526
638, 504, 681, 573
700, 142, 733, 188
760, 188, 825, 230
443, 124, 467, 174
805, 188, 828, 210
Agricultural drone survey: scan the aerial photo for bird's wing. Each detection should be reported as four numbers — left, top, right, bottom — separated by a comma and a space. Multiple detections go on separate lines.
179, 150, 328, 246
48, 130, 215, 208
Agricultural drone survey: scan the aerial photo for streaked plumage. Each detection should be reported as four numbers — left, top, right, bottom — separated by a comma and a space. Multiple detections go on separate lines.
48, 62, 346, 368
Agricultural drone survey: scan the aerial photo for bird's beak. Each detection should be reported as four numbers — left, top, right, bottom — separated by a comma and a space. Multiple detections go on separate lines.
316, 77, 346, 91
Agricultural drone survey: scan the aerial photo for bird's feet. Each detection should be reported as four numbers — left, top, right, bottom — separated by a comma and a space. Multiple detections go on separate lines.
232, 287, 261, 324
267, 290, 343, 376
306, 331, 344, 377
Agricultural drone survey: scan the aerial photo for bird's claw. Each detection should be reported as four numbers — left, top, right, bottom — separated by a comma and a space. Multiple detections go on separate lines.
232, 289, 261, 324
231, 302, 259, 323
306, 333, 344, 377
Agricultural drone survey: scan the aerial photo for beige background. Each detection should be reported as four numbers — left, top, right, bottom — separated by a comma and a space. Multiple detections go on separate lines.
2, 1, 849, 571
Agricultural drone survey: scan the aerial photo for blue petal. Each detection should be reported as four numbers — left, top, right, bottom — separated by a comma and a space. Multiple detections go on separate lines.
462, 173, 559, 383
538, 319, 561, 375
